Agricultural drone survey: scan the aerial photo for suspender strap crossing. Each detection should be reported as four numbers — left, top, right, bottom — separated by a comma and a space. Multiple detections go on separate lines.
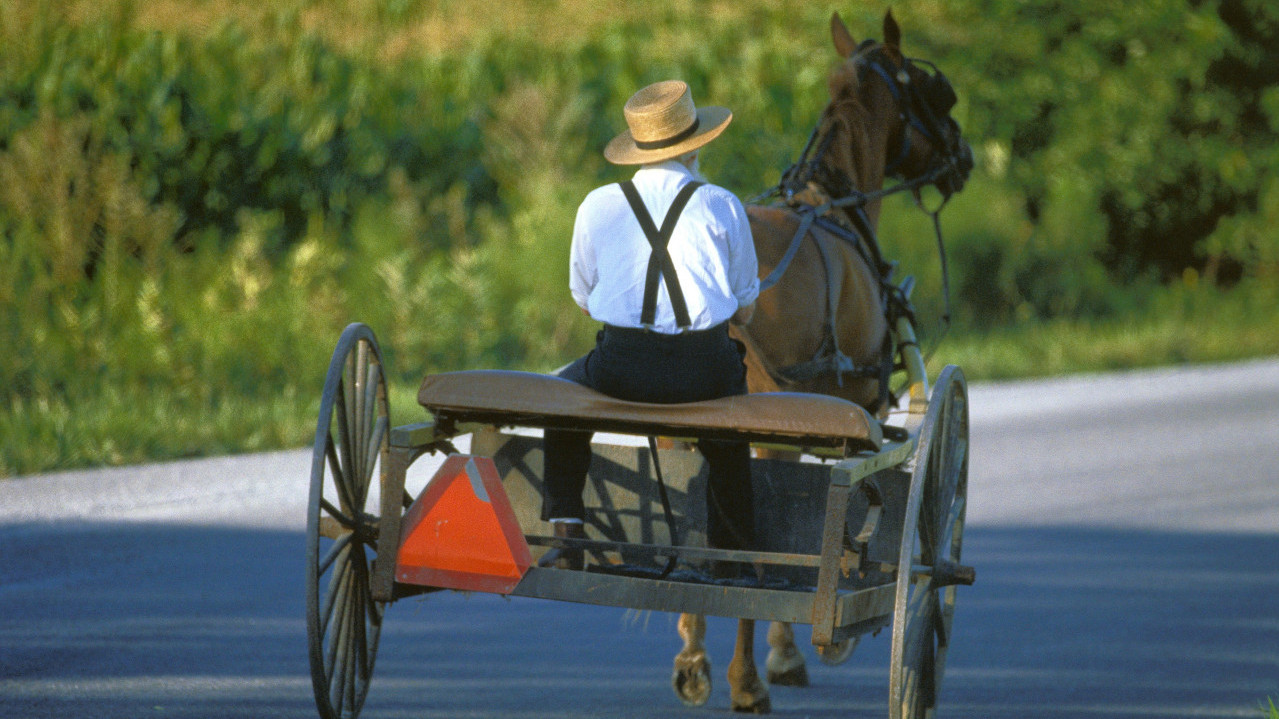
619, 180, 704, 329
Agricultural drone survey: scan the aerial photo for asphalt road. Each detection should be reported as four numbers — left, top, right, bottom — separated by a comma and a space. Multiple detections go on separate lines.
2, 359, 1278, 718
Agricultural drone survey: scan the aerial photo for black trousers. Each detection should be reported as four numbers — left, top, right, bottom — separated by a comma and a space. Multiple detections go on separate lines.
541, 323, 756, 551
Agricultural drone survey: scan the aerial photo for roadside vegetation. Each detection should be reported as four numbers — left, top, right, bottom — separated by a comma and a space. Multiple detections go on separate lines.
2, 0, 1277, 475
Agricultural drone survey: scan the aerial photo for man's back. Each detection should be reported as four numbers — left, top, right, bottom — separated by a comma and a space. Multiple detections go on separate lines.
570, 159, 758, 333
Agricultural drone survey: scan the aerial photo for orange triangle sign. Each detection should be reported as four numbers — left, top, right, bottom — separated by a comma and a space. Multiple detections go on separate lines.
395, 454, 533, 594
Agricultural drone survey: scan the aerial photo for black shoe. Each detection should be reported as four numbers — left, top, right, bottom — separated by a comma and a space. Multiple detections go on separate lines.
538, 522, 585, 570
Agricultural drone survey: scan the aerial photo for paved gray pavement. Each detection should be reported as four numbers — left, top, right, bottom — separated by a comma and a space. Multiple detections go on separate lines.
2, 359, 1278, 718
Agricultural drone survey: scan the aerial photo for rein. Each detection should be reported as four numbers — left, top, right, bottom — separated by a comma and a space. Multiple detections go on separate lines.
749, 128, 961, 336
752, 150, 956, 294
744, 48, 968, 405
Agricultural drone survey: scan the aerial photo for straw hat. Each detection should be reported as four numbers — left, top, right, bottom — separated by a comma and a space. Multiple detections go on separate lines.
603, 80, 733, 165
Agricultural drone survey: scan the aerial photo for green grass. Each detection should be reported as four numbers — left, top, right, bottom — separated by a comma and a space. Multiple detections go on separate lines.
1, 386, 315, 474
2, 0, 1277, 477
933, 281, 1279, 380
5, 283, 1275, 478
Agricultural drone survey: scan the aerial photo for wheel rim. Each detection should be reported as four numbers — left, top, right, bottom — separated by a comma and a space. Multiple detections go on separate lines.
889, 366, 968, 719
816, 636, 860, 666
306, 323, 389, 719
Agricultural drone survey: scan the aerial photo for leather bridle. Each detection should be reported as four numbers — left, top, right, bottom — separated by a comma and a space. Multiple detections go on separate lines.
746, 42, 973, 408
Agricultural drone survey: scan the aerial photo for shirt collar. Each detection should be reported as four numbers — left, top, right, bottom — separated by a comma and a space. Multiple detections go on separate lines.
634, 159, 697, 182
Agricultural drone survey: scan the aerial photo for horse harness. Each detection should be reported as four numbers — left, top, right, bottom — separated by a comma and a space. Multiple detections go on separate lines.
748, 45, 970, 413
756, 192, 908, 414
618, 175, 898, 412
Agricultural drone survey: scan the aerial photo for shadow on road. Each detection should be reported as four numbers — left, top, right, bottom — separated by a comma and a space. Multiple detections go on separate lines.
1, 521, 1276, 718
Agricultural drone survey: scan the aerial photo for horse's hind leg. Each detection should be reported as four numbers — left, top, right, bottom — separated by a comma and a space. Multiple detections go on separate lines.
765, 621, 810, 687
672, 613, 712, 707
728, 618, 771, 713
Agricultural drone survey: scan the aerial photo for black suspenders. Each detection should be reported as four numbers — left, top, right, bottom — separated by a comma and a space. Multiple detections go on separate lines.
618, 179, 704, 330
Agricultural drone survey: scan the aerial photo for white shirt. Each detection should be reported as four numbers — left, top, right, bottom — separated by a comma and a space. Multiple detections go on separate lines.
569, 161, 759, 333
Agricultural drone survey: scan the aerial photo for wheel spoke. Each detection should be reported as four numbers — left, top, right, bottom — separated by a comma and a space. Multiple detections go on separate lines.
335, 569, 359, 713
360, 416, 387, 505
943, 440, 968, 494
317, 533, 353, 576
325, 434, 357, 516
344, 349, 358, 460
948, 437, 964, 476
905, 579, 928, 618
324, 540, 351, 589
322, 548, 353, 636
363, 573, 383, 629
350, 544, 380, 625
923, 459, 944, 565
361, 359, 380, 443
334, 380, 356, 514
934, 395, 951, 468
940, 406, 965, 471
943, 495, 966, 547
322, 557, 353, 639
933, 623, 952, 710
329, 632, 347, 713
921, 635, 937, 715
320, 498, 355, 530
343, 585, 360, 714
932, 594, 949, 648
351, 559, 367, 684
352, 357, 381, 507
903, 595, 936, 719
918, 506, 937, 568
931, 396, 949, 479
325, 571, 352, 688
354, 563, 369, 684
902, 590, 928, 662
321, 580, 348, 645
352, 342, 369, 487
901, 625, 923, 672
937, 429, 960, 506
901, 663, 920, 718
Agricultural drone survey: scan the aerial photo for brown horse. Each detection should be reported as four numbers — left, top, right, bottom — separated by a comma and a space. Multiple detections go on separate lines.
672, 10, 971, 713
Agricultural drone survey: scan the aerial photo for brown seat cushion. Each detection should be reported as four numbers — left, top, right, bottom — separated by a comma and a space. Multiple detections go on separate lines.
418, 370, 881, 453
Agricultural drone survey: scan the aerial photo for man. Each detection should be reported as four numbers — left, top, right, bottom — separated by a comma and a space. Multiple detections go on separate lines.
541, 80, 760, 571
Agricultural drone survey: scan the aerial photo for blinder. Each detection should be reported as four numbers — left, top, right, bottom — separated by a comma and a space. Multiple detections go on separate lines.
909, 58, 957, 116
856, 49, 970, 195
909, 59, 971, 195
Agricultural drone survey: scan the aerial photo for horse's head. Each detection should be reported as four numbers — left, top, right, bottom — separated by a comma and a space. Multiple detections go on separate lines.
828, 10, 973, 198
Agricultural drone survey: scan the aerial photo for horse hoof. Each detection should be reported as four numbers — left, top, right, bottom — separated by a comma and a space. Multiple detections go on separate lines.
731, 693, 772, 714
766, 662, 809, 687
765, 647, 809, 687
672, 653, 712, 707
816, 637, 860, 666
729, 672, 771, 714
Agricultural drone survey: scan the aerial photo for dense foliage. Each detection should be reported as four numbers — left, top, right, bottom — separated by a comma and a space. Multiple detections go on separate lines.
2, 0, 1276, 474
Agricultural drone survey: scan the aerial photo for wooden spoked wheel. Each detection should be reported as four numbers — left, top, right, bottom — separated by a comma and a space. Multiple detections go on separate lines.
306, 323, 390, 719
889, 365, 970, 719
816, 636, 859, 665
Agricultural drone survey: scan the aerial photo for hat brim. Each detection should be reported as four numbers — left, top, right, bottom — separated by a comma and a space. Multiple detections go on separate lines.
603, 106, 733, 165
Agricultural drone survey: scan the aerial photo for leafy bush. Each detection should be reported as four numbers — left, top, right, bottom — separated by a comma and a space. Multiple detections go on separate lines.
2, 0, 1277, 474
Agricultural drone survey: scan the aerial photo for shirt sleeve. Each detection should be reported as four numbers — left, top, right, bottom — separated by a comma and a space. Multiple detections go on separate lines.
568, 198, 596, 311
724, 193, 760, 308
